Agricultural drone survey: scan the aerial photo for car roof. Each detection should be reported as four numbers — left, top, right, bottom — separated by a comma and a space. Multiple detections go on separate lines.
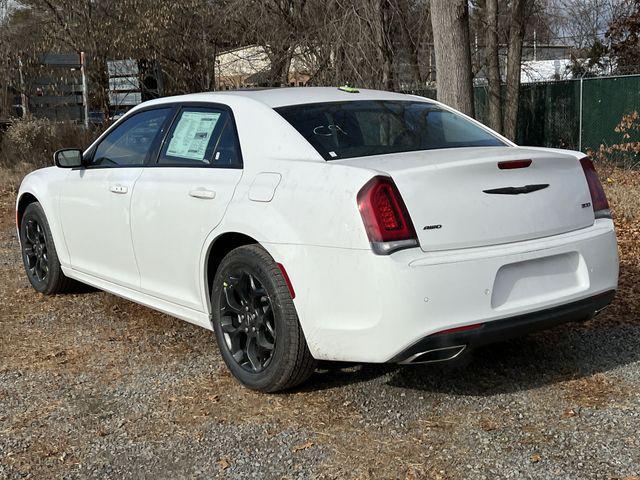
138, 87, 431, 109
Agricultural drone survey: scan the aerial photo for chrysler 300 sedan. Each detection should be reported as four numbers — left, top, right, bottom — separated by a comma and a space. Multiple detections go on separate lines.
16, 87, 618, 391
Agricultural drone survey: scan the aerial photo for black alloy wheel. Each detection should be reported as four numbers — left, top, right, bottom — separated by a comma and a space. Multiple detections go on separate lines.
20, 202, 73, 295
211, 244, 316, 392
219, 270, 276, 373
22, 218, 49, 284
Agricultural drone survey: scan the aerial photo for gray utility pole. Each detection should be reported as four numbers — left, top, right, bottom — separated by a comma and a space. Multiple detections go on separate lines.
80, 51, 89, 129
578, 74, 584, 152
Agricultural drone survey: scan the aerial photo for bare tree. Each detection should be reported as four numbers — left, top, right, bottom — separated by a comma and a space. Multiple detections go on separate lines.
370, 0, 397, 90
296, 0, 405, 90
136, 0, 227, 93
430, 0, 475, 116
20, 0, 137, 116
0, 0, 430, 113
504, 0, 525, 140
548, 0, 633, 48
484, 0, 502, 132
0, 0, 12, 117
606, 0, 640, 74
0, 4, 50, 118
223, 0, 310, 87
395, 0, 432, 87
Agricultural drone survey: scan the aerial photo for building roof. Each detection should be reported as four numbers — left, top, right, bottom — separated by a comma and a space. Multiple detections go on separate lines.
243, 69, 273, 85
521, 59, 573, 83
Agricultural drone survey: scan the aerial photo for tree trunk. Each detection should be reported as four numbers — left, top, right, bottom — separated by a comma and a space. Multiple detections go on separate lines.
430, 0, 475, 117
398, 0, 423, 87
485, 0, 502, 133
371, 0, 396, 91
504, 0, 526, 140
268, 46, 292, 86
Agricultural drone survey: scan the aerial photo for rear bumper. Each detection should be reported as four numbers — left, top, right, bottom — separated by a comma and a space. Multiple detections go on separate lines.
263, 219, 619, 363
388, 289, 615, 363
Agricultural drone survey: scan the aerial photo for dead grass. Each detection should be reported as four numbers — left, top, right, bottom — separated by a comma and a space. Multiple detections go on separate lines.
145, 370, 460, 479
562, 373, 628, 409
0, 118, 101, 194
606, 181, 640, 222
591, 166, 640, 329
0, 161, 40, 194
0, 159, 638, 480
0, 118, 99, 168
601, 166, 640, 222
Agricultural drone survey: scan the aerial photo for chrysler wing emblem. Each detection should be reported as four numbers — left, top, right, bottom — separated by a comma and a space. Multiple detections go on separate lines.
483, 184, 549, 195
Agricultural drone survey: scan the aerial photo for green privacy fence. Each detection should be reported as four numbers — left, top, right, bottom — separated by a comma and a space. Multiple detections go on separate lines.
407, 74, 640, 153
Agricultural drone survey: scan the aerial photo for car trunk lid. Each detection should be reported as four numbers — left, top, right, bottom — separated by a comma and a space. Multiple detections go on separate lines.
339, 147, 594, 252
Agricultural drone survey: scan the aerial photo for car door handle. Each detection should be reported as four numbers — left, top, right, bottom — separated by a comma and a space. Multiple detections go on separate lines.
109, 184, 128, 194
189, 188, 216, 200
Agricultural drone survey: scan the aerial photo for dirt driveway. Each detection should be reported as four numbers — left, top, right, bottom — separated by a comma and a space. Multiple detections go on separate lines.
1, 188, 639, 480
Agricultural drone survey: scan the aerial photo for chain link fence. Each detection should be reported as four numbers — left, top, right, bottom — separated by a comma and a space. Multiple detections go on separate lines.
407, 74, 640, 157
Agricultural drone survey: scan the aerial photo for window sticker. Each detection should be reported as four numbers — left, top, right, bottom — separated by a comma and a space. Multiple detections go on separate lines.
166, 111, 221, 161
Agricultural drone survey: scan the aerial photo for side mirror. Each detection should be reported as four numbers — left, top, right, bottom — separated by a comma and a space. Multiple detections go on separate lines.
54, 149, 84, 168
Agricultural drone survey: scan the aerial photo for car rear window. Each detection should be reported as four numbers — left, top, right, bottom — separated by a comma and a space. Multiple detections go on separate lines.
275, 100, 505, 160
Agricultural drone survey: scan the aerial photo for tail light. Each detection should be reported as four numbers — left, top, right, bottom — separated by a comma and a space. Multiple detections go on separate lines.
357, 176, 418, 254
498, 159, 532, 169
579, 157, 611, 219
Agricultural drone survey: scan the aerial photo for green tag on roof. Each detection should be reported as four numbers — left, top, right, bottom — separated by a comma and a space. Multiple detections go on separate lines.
338, 85, 359, 93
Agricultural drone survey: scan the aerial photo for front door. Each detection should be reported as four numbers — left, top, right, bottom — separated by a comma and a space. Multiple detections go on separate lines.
59, 107, 174, 289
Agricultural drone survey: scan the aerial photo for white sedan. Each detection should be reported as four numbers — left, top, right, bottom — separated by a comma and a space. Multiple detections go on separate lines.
17, 87, 618, 391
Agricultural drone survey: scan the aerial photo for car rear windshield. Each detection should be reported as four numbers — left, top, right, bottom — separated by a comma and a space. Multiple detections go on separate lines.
275, 100, 505, 160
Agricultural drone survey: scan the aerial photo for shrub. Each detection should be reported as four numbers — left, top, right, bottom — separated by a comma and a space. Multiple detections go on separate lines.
0, 117, 100, 170
0, 117, 101, 191
587, 111, 640, 169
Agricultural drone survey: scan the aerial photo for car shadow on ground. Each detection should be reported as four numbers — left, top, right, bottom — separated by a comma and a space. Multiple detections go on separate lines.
65, 279, 99, 294
304, 313, 640, 396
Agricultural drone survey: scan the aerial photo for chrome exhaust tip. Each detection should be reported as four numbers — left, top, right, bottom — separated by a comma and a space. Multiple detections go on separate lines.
399, 345, 467, 365
594, 304, 610, 316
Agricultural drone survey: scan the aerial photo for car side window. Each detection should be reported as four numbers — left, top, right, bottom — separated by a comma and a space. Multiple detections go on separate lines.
212, 117, 241, 167
90, 108, 172, 167
158, 107, 241, 168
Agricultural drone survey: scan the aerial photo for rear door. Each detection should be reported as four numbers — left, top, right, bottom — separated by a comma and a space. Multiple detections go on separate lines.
59, 107, 173, 288
130, 104, 243, 311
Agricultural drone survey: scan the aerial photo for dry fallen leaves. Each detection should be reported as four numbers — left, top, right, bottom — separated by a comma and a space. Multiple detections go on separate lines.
292, 440, 314, 453
562, 373, 624, 409
406, 464, 426, 480
479, 419, 499, 431
217, 458, 231, 470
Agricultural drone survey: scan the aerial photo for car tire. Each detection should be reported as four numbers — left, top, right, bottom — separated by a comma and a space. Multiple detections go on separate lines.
211, 244, 316, 392
20, 202, 73, 295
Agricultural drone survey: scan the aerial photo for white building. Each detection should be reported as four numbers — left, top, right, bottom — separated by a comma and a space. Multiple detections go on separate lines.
215, 45, 311, 89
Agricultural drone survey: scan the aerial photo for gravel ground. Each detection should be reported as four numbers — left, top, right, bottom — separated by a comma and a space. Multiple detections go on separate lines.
1, 189, 639, 480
